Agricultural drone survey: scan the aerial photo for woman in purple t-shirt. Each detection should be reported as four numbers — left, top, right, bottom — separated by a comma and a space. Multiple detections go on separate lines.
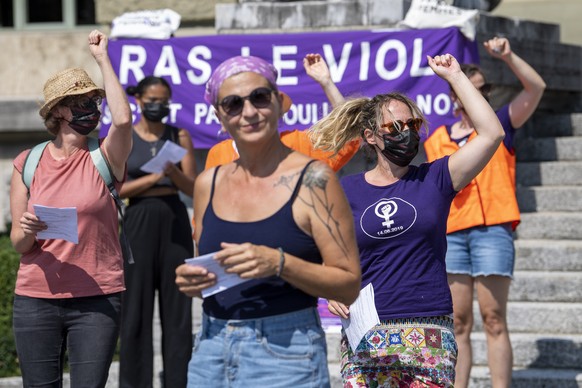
309, 53, 505, 386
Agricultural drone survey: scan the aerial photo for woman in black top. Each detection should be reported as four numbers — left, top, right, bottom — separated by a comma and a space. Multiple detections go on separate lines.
119, 76, 197, 388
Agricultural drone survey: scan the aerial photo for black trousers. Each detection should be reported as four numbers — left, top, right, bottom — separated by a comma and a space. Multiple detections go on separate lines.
119, 195, 194, 388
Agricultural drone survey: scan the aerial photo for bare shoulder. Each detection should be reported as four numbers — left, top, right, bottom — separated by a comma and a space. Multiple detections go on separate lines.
302, 159, 336, 188
194, 167, 216, 193
282, 152, 336, 186
293, 158, 354, 256
294, 157, 345, 206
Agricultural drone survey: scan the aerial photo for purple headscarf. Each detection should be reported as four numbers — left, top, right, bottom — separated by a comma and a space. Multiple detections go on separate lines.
204, 55, 279, 106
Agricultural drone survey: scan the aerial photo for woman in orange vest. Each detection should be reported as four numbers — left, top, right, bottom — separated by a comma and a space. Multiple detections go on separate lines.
423, 37, 546, 388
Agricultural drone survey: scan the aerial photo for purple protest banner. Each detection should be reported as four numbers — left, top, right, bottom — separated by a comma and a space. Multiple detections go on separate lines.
100, 27, 478, 149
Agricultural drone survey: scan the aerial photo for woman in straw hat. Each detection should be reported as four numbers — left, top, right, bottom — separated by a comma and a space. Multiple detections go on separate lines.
9, 30, 132, 387
174, 55, 361, 387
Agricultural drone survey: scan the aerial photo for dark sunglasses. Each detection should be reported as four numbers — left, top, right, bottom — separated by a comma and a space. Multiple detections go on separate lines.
219, 87, 274, 116
63, 95, 102, 109
380, 118, 423, 133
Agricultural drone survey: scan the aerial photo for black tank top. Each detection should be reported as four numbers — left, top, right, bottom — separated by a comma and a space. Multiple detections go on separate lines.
199, 160, 322, 319
126, 125, 180, 188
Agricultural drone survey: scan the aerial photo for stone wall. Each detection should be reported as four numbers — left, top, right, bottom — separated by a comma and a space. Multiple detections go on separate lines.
493, 0, 582, 46
95, 0, 233, 25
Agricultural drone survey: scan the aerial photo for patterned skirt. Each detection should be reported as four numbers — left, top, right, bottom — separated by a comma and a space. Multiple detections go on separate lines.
340, 315, 457, 388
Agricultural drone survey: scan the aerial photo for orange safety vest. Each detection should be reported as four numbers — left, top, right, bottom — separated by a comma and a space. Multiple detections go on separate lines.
423, 125, 520, 234
204, 129, 360, 172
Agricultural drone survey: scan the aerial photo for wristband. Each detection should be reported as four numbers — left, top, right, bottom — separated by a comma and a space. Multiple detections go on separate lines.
276, 247, 285, 277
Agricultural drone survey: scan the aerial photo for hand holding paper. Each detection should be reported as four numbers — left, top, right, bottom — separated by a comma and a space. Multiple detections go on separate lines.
33, 204, 79, 244
341, 283, 380, 353
140, 141, 187, 174
185, 252, 252, 298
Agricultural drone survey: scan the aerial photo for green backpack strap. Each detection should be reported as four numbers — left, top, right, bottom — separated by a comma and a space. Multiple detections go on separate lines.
22, 140, 50, 190
87, 137, 124, 216
87, 137, 115, 195
87, 137, 134, 264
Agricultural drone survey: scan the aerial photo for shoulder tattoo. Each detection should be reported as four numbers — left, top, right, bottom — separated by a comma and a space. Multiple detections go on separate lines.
299, 163, 351, 257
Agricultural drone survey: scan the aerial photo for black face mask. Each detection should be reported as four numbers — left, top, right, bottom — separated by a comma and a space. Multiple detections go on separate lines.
142, 102, 170, 122
66, 100, 101, 135
378, 129, 420, 167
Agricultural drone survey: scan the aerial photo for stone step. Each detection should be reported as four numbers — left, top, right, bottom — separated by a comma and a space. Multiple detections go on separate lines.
517, 185, 582, 212
519, 112, 582, 138
469, 365, 582, 388
509, 271, 582, 303
516, 212, 582, 240
514, 239, 582, 271
472, 301, 582, 334
478, 37, 581, 98
325, 329, 582, 370
517, 161, 582, 186
476, 14, 560, 44
516, 136, 582, 162
471, 332, 582, 369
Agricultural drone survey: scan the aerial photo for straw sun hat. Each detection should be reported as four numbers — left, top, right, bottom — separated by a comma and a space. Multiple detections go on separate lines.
39, 68, 105, 119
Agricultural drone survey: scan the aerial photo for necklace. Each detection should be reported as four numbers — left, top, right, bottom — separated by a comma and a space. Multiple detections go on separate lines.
135, 125, 163, 157
149, 139, 159, 157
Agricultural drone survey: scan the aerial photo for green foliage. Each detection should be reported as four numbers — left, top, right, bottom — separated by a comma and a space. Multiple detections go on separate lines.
0, 231, 21, 377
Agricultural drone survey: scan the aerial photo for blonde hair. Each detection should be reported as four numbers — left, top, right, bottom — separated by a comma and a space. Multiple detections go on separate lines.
309, 92, 428, 155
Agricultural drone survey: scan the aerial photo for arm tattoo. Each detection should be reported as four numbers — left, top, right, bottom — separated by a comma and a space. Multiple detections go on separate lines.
275, 163, 350, 258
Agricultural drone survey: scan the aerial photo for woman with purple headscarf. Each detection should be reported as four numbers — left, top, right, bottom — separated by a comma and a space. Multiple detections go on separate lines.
175, 55, 361, 387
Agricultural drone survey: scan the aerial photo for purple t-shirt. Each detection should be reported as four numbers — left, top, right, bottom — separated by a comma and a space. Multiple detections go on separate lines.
497, 104, 516, 152
448, 104, 515, 151
341, 156, 456, 320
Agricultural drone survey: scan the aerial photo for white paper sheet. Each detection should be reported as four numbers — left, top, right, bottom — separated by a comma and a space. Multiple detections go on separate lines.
341, 283, 380, 353
185, 252, 252, 298
140, 141, 187, 173
33, 204, 78, 244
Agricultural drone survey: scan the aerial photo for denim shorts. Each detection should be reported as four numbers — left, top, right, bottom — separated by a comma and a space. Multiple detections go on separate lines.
187, 307, 330, 388
445, 224, 515, 278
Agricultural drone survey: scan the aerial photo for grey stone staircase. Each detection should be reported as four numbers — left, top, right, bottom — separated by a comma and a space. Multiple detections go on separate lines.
485, 112, 582, 387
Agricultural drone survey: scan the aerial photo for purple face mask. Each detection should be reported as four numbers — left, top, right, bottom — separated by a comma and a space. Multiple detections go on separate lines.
204, 56, 279, 106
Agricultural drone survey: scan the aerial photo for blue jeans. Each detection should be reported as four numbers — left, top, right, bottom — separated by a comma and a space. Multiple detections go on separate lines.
445, 224, 515, 278
188, 307, 330, 388
13, 293, 121, 388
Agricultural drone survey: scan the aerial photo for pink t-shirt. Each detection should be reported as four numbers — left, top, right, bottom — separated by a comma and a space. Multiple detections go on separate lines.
13, 141, 125, 298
